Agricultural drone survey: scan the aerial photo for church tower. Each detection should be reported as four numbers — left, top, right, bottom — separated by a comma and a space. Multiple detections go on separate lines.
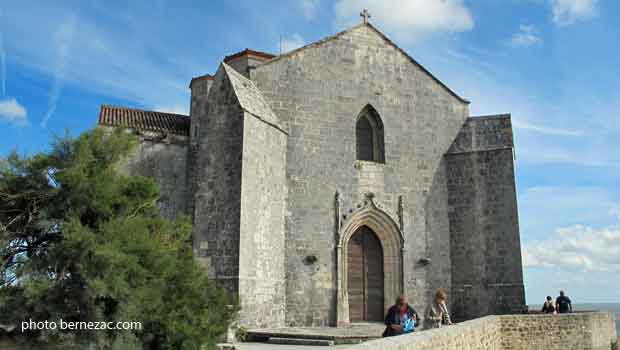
191, 63, 288, 328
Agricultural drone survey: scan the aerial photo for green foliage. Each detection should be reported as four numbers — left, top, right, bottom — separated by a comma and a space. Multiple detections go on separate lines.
234, 326, 249, 342
0, 128, 235, 350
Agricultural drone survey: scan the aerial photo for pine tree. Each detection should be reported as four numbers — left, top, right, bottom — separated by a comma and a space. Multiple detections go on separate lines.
0, 128, 235, 350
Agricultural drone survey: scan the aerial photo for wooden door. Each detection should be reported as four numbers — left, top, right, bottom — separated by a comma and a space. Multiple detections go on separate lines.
347, 226, 384, 322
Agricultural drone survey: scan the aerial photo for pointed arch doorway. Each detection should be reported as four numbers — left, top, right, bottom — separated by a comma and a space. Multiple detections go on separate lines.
347, 226, 384, 322
336, 194, 404, 326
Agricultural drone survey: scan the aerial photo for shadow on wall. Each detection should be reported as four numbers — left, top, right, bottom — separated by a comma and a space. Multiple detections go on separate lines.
423, 158, 451, 310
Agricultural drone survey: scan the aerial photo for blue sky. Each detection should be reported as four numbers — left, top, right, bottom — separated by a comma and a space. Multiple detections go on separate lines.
1, 0, 619, 304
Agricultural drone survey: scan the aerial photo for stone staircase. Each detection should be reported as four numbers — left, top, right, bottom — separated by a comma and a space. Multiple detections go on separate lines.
245, 323, 384, 346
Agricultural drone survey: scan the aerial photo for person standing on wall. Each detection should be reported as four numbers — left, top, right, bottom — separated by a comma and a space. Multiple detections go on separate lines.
556, 290, 572, 314
541, 296, 556, 314
424, 288, 453, 329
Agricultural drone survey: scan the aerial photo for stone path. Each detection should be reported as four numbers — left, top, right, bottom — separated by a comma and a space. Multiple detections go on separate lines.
224, 323, 384, 349
247, 322, 384, 343
235, 343, 351, 350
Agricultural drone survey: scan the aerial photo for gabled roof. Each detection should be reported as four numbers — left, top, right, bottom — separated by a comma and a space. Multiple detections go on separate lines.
221, 63, 285, 133
98, 105, 190, 136
259, 23, 469, 104
224, 49, 276, 63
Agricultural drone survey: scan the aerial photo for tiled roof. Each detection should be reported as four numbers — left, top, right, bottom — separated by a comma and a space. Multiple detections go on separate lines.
98, 105, 190, 136
224, 49, 275, 63
189, 73, 214, 88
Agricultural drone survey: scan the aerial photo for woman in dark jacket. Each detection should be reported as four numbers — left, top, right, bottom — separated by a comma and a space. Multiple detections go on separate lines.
382, 295, 419, 337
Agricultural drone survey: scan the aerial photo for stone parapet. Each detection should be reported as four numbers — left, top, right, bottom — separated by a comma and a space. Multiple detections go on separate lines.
343, 312, 617, 350
447, 114, 514, 154
502, 312, 617, 350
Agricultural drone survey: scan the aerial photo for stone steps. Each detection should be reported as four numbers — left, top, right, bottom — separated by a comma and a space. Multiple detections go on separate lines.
268, 337, 335, 346
246, 326, 382, 346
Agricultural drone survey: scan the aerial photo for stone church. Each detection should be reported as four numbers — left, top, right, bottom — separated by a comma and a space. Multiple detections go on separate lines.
97, 18, 526, 328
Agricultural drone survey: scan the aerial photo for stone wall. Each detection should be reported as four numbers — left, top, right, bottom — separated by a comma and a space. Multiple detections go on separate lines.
502, 313, 617, 350
448, 115, 514, 154
344, 313, 618, 350
189, 75, 213, 218
446, 115, 526, 321
193, 66, 245, 296
226, 55, 272, 78
252, 22, 469, 326
192, 64, 289, 328
115, 131, 190, 221
346, 315, 503, 350
237, 113, 288, 328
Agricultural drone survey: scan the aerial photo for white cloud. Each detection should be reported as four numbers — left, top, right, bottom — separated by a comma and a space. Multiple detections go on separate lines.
512, 119, 582, 136
523, 224, 620, 272
551, 0, 598, 25
510, 24, 543, 47
334, 0, 473, 42
609, 206, 620, 221
280, 34, 306, 53
520, 186, 619, 222
41, 15, 76, 128
415, 40, 620, 169
153, 104, 189, 116
517, 186, 620, 255
301, 0, 319, 19
519, 191, 620, 302
517, 147, 615, 167
0, 97, 28, 126
2, 3, 193, 125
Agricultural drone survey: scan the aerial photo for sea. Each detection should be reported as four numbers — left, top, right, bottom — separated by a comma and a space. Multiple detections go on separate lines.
530, 303, 620, 335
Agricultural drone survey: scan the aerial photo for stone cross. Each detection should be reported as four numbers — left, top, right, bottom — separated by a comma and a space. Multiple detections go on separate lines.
360, 9, 371, 23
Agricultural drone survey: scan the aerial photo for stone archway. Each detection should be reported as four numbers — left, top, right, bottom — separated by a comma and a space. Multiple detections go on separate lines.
348, 225, 384, 322
336, 194, 404, 326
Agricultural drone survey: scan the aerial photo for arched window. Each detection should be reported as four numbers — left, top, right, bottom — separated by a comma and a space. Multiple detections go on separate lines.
356, 105, 384, 163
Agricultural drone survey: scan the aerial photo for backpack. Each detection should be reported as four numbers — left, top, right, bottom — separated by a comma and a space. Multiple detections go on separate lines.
403, 317, 415, 333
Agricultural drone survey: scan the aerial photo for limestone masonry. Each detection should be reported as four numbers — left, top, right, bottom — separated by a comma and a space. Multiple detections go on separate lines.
97, 22, 526, 328
344, 312, 617, 350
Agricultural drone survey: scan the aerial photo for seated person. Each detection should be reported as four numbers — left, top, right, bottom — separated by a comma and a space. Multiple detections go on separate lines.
556, 290, 572, 314
382, 295, 419, 337
541, 296, 556, 314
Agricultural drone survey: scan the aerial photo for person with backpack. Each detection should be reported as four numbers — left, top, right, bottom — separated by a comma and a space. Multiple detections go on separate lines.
382, 295, 419, 337
555, 290, 572, 314
541, 296, 556, 314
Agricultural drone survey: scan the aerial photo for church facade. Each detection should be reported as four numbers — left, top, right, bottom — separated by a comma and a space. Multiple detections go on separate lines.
97, 21, 526, 329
